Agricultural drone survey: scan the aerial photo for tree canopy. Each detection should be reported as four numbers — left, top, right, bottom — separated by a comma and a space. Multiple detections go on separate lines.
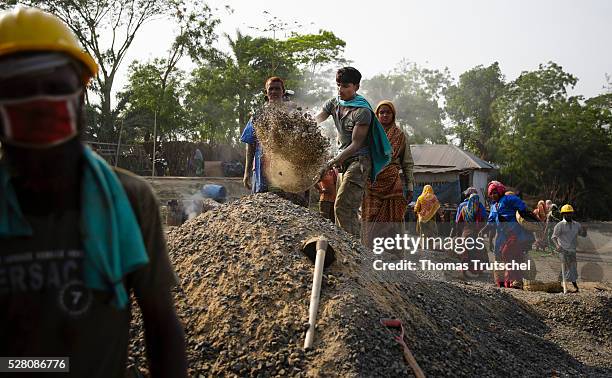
362, 61, 452, 144
2, 0, 218, 142
118, 28, 347, 146
445, 62, 505, 160
492, 63, 612, 218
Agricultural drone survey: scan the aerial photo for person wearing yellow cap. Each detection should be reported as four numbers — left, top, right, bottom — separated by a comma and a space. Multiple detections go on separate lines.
0, 7, 186, 376
551, 204, 587, 293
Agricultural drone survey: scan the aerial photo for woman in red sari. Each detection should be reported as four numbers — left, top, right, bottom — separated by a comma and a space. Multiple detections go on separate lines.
361, 100, 414, 247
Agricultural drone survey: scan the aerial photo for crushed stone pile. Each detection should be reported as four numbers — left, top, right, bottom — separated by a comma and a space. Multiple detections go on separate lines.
253, 105, 330, 193
129, 194, 612, 377
508, 290, 612, 370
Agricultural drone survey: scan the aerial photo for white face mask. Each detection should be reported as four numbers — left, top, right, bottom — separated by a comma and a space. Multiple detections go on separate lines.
0, 90, 81, 148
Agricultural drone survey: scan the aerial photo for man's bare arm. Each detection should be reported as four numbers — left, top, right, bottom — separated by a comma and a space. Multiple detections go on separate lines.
551, 235, 563, 251
315, 110, 330, 124
243, 143, 255, 190
330, 122, 369, 166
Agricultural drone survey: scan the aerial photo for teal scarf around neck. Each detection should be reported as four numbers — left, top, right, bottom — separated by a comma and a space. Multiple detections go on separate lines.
0, 145, 149, 309
337, 94, 392, 181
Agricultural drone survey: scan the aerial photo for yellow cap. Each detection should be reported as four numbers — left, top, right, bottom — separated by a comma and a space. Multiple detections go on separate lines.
560, 204, 574, 213
0, 7, 98, 83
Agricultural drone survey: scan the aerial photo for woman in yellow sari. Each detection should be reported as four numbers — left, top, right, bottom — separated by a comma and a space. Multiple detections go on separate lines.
414, 185, 440, 237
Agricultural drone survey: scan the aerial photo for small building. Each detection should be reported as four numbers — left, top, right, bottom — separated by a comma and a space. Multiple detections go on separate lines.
409, 144, 497, 204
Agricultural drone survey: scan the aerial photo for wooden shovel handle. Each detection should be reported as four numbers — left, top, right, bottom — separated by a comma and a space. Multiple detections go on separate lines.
401, 344, 426, 378
304, 237, 328, 349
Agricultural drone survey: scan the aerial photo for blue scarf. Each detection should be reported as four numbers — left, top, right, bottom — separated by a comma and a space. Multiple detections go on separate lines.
463, 194, 480, 222
337, 95, 392, 181
0, 146, 149, 309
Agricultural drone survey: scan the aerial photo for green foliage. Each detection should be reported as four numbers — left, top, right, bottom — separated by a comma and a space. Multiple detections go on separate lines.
215, 31, 300, 131
361, 61, 451, 144
283, 30, 347, 109
492, 62, 612, 219
183, 64, 241, 143
3, 0, 218, 143
284, 30, 347, 73
118, 59, 188, 142
121, 28, 343, 144
445, 62, 505, 160
494, 62, 578, 136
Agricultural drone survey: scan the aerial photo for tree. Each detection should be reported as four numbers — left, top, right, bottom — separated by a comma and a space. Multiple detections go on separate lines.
116, 25, 347, 145
284, 30, 346, 75
361, 61, 452, 144
183, 65, 239, 143
223, 31, 299, 129
283, 30, 347, 109
493, 62, 612, 219
118, 59, 187, 143
445, 62, 505, 160
493, 62, 578, 181
120, 0, 218, 144
182, 29, 347, 144
2, 0, 217, 142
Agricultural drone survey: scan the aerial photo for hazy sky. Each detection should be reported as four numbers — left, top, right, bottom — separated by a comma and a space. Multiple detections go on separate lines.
119, 0, 611, 98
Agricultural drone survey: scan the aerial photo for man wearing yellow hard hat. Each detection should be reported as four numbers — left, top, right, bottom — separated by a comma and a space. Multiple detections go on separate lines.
551, 204, 587, 293
0, 7, 187, 377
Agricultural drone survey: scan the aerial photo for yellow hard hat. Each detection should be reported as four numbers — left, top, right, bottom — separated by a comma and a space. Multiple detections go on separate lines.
0, 7, 98, 83
560, 204, 574, 213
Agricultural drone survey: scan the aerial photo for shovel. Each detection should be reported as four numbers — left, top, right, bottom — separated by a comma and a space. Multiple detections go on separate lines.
302, 236, 336, 349
380, 318, 426, 378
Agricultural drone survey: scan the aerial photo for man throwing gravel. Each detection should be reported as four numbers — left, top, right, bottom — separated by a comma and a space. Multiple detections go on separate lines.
315, 67, 392, 237
241, 77, 309, 206
241, 77, 285, 194
0, 8, 186, 377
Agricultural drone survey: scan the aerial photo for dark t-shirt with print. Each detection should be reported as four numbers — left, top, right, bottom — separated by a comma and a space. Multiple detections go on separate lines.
0, 168, 177, 378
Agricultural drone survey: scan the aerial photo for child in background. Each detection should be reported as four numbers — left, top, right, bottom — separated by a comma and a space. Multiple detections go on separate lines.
316, 168, 338, 222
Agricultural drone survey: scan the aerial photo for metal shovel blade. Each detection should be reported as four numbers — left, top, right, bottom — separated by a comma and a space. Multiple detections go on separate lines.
301, 236, 336, 268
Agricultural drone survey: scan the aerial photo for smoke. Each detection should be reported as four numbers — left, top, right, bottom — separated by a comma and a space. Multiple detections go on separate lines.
183, 193, 203, 220
182, 191, 221, 220
291, 68, 336, 112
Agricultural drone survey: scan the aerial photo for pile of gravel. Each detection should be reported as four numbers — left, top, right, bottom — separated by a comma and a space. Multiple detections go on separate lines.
510, 290, 612, 370
252, 105, 329, 193
128, 194, 612, 377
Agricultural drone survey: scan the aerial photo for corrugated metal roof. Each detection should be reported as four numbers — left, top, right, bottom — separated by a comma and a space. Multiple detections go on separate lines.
410, 144, 496, 173
413, 167, 462, 174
